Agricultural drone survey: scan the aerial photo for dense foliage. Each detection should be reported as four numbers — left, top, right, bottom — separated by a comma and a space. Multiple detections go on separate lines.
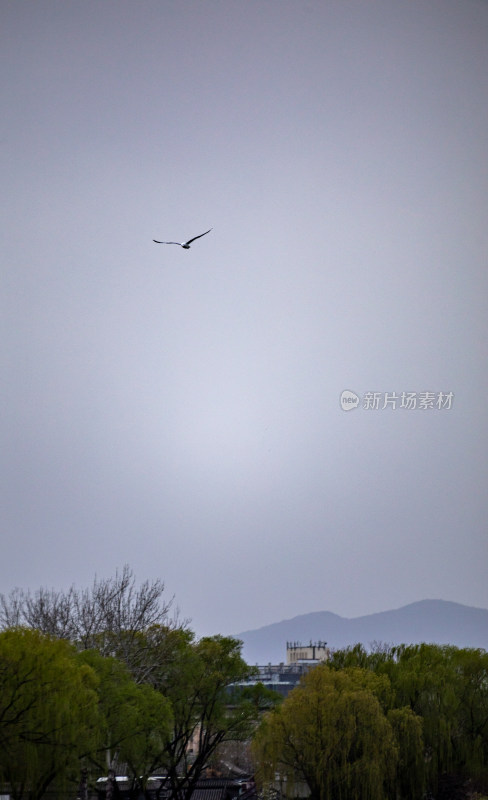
2, 572, 487, 800
253, 643, 488, 800
0, 569, 264, 800
253, 666, 397, 800
0, 629, 100, 800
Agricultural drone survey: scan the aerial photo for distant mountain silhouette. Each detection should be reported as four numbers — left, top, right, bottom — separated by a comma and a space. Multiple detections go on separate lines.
235, 600, 488, 665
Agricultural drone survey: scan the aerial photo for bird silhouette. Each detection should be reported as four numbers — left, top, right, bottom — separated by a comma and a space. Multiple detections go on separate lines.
153, 228, 212, 249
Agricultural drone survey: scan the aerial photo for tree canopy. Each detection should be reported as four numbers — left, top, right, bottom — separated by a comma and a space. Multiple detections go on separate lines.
3, 572, 486, 800
0, 566, 181, 685
252, 665, 399, 800
0, 629, 100, 800
0, 569, 267, 800
328, 642, 488, 798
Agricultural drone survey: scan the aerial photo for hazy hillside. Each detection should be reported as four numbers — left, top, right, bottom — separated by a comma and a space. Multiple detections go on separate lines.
234, 600, 488, 665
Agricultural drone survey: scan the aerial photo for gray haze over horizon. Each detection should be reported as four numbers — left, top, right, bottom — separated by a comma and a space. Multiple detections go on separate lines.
236, 599, 488, 664
1, 0, 487, 640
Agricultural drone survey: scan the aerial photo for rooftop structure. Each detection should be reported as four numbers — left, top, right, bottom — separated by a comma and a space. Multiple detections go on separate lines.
286, 640, 329, 665
232, 643, 329, 698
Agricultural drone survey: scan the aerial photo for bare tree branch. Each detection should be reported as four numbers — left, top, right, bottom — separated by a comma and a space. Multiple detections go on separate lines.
0, 565, 187, 683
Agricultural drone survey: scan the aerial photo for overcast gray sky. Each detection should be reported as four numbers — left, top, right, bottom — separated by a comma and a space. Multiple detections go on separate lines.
1, 0, 487, 639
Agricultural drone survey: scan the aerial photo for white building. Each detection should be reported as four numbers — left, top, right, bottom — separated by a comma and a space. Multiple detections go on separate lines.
286, 640, 329, 665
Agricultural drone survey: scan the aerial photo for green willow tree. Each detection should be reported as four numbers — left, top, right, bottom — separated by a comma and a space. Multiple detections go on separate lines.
387, 706, 425, 799
84, 628, 267, 800
328, 641, 488, 796
151, 633, 263, 800
0, 629, 176, 800
252, 665, 398, 800
389, 644, 458, 784
79, 649, 173, 792
390, 643, 488, 793
450, 646, 488, 778
0, 629, 101, 800
0, 572, 278, 800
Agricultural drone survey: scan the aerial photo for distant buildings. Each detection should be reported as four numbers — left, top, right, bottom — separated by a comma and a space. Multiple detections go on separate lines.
285, 640, 329, 665
235, 641, 329, 698
95, 775, 256, 800
95, 643, 330, 799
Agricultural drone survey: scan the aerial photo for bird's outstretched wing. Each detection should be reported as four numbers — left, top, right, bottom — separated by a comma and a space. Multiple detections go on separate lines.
153, 240, 182, 245
184, 228, 213, 245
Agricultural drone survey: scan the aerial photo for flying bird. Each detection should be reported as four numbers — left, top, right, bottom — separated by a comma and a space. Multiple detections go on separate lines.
153, 228, 212, 249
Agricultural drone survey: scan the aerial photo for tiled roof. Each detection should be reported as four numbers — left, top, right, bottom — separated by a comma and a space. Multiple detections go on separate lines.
189, 789, 227, 800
